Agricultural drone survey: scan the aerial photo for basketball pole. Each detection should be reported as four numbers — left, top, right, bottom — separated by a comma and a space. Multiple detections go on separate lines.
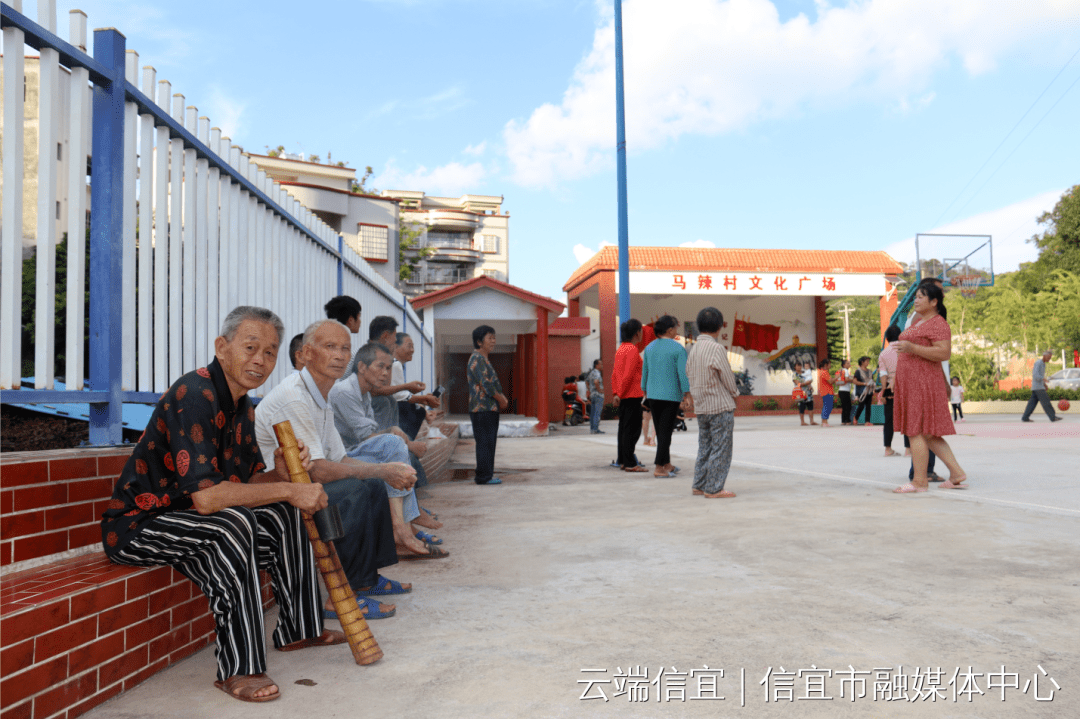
615, 0, 631, 324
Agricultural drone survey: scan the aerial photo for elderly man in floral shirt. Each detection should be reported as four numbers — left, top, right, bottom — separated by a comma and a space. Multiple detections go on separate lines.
101, 306, 340, 704
467, 324, 508, 485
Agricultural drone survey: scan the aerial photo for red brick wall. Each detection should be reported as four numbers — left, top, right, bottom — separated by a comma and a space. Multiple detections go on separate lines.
1, 448, 134, 568
1, 557, 215, 719
548, 336, 583, 423
1, 448, 276, 719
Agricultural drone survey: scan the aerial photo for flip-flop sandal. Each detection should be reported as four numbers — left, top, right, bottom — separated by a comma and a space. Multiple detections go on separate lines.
323, 596, 395, 621
692, 489, 704, 495
623, 465, 648, 472
670, 466, 681, 474
214, 673, 280, 703
358, 575, 412, 596
653, 472, 675, 478
414, 530, 443, 545
892, 483, 927, 494
276, 629, 348, 652
939, 480, 969, 489
398, 540, 450, 561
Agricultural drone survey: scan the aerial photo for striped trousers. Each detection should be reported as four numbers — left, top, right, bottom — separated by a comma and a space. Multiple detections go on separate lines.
112, 503, 323, 682
692, 411, 735, 494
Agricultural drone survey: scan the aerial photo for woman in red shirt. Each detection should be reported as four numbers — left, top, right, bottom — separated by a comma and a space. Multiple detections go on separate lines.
612, 319, 646, 471
817, 358, 836, 427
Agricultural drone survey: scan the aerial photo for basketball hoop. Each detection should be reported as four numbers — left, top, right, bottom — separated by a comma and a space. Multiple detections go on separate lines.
954, 274, 981, 298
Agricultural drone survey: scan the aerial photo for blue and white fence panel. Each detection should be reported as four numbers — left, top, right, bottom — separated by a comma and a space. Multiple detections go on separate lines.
0, 0, 433, 445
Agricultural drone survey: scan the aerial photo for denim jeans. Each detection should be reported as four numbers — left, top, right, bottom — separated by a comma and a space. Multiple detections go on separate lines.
590, 394, 604, 432
346, 434, 419, 522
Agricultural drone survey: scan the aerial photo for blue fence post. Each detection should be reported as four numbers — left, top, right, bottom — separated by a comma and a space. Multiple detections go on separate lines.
337, 235, 344, 296
88, 27, 127, 446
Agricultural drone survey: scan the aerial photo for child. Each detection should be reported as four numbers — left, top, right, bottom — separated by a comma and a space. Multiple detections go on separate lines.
950, 376, 965, 422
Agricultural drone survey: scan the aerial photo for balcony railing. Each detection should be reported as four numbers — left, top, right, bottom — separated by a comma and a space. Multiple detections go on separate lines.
425, 232, 473, 250
407, 268, 471, 286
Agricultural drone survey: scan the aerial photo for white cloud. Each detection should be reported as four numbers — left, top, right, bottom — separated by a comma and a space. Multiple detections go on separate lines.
679, 239, 716, 248
573, 240, 616, 265
204, 86, 246, 140
463, 141, 487, 156
883, 188, 1063, 275
373, 160, 487, 196
505, 0, 1078, 187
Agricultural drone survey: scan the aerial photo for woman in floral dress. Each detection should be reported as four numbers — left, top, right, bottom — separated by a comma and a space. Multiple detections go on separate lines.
892, 283, 968, 493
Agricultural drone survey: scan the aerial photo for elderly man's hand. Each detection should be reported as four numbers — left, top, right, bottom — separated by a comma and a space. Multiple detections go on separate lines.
271, 439, 311, 482
290, 483, 328, 514
405, 381, 426, 394
382, 462, 417, 490
413, 393, 440, 408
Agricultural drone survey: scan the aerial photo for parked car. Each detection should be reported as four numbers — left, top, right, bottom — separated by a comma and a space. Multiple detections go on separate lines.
1047, 368, 1080, 390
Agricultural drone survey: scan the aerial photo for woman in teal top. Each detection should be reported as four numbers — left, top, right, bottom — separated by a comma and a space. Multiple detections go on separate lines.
641, 315, 690, 477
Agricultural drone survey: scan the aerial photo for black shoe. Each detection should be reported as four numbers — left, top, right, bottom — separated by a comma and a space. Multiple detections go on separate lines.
1021, 418, 1032, 422
1051, 416, 1063, 422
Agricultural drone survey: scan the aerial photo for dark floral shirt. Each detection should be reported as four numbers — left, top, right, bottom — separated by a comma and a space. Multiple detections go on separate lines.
467, 351, 504, 413
100, 358, 266, 557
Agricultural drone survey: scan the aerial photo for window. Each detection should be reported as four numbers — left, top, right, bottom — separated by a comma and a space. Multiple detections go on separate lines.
483, 269, 503, 281
483, 234, 500, 253
358, 223, 388, 260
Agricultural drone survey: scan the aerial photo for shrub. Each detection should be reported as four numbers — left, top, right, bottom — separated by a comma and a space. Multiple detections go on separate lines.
752, 399, 765, 411
765, 398, 780, 410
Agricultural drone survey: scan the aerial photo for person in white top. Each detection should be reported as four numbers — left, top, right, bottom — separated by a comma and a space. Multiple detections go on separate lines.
836, 359, 854, 425
950, 377, 965, 422
254, 320, 421, 617
392, 332, 441, 440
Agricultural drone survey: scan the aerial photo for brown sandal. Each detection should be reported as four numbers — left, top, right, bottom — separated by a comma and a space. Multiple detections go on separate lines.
276, 629, 347, 652
214, 673, 280, 703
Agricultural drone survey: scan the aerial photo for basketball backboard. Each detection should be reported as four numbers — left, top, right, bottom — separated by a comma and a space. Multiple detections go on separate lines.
914, 233, 995, 288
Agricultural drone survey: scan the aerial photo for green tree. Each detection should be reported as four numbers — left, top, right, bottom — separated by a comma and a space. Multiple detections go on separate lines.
20, 232, 90, 380
825, 302, 844, 360
397, 218, 434, 284
350, 166, 377, 195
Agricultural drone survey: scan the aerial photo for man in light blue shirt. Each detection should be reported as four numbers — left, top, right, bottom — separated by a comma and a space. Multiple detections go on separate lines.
1021, 350, 1062, 422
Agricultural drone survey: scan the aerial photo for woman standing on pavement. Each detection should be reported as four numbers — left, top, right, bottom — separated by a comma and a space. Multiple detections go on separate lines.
612, 319, 647, 472
468, 325, 509, 486
892, 283, 967, 494
641, 315, 690, 478
853, 356, 875, 425
877, 325, 902, 456
817, 358, 836, 427
837, 359, 854, 425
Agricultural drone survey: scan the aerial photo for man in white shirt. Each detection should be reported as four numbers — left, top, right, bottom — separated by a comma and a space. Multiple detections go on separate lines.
391, 332, 441, 440
254, 320, 419, 619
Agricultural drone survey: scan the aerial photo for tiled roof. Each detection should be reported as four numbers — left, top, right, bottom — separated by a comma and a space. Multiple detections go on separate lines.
564, 247, 904, 292
409, 275, 565, 313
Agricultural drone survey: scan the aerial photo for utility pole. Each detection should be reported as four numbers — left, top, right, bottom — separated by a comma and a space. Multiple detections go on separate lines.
837, 303, 855, 362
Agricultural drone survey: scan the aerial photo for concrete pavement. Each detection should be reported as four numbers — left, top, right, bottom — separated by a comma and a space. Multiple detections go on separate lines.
84, 415, 1079, 718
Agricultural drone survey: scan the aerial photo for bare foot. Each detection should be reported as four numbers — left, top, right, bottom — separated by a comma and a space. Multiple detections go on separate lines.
412, 512, 443, 530
394, 531, 428, 554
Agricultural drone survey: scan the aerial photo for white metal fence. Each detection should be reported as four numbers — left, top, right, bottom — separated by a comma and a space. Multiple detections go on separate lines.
1, 0, 432, 443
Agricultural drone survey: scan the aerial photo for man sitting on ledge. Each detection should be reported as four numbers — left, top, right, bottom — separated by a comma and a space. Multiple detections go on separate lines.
254, 320, 429, 618
330, 342, 449, 555
101, 306, 341, 704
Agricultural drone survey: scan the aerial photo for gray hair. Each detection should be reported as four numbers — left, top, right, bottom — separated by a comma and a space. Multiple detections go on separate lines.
395, 332, 411, 346
353, 342, 392, 371
302, 319, 349, 348
220, 306, 285, 343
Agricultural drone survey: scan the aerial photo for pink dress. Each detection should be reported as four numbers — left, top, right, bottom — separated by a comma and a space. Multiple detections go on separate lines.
894, 314, 955, 438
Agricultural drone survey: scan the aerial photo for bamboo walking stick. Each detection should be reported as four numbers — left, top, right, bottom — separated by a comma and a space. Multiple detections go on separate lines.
273, 420, 383, 665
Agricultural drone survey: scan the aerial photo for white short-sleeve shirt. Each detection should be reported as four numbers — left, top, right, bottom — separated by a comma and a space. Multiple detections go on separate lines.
254, 368, 347, 471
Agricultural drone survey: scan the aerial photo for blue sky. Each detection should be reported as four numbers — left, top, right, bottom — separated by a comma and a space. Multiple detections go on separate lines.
38, 0, 1080, 304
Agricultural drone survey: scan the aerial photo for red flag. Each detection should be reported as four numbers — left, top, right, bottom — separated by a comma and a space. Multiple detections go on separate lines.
731, 319, 748, 350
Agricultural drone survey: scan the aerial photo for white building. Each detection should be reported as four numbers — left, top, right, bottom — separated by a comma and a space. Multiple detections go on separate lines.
248, 153, 401, 287
381, 190, 510, 298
